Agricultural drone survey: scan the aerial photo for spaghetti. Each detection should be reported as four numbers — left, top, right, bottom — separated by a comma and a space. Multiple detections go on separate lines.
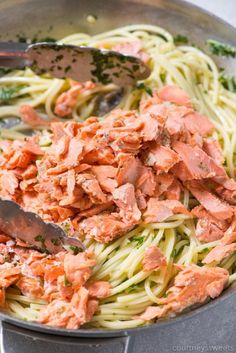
1, 24, 236, 329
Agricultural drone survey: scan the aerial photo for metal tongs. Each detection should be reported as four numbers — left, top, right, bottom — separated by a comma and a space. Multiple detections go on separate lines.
0, 42, 150, 85
0, 43, 150, 253
0, 199, 84, 254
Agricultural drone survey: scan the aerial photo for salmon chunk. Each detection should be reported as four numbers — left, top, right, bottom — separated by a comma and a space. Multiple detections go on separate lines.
203, 243, 236, 264
54, 83, 94, 118
191, 206, 226, 243
158, 85, 192, 107
144, 144, 179, 174
38, 299, 80, 329
87, 281, 111, 298
142, 246, 167, 271
112, 183, 141, 223
64, 251, 96, 287
0, 267, 21, 288
184, 112, 214, 137
173, 141, 225, 181
186, 181, 233, 221
203, 138, 224, 165
19, 105, 51, 126
143, 198, 190, 223
16, 276, 44, 299
112, 40, 149, 63
139, 266, 228, 320
78, 213, 133, 243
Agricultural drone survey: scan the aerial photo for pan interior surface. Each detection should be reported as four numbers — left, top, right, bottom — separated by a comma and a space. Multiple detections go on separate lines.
0, 0, 236, 336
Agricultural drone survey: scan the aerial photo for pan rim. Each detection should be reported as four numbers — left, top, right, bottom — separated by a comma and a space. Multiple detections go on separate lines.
1, 283, 236, 337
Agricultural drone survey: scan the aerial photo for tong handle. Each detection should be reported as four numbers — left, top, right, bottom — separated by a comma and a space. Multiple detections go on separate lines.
0, 42, 29, 69
0, 42, 28, 55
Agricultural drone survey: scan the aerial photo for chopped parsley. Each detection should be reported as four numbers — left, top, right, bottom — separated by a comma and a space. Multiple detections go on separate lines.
63, 244, 83, 255
64, 275, 72, 287
65, 65, 72, 73
207, 39, 236, 57
34, 234, 45, 242
126, 284, 139, 293
0, 85, 26, 102
197, 260, 204, 267
219, 74, 236, 93
51, 238, 61, 246
160, 72, 166, 83
136, 82, 153, 96
34, 234, 47, 251
173, 34, 189, 45
31, 36, 57, 44
200, 248, 209, 254
60, 221, 72, 235
90, 48, 138, 84
132, 236, 145, 248
171, 249, 177, 258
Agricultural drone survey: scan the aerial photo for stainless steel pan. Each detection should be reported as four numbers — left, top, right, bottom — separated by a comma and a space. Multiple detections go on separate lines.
1, 1, 236, 352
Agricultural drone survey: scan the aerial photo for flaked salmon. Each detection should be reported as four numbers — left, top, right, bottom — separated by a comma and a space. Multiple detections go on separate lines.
0, 83, 235, 328
0, 234, 109, 329
139, 266, 228, 320
142, 246, 167, 271
143, 199, 190, 223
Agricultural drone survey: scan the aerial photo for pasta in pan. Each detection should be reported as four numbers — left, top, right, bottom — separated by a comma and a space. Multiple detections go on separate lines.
1, 24, 236, 330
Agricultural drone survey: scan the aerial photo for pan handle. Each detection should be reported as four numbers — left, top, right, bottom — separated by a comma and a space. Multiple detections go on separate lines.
1, 321, 134, 353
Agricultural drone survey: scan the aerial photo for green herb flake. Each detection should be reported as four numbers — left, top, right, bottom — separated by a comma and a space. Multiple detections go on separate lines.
160, 72, 166, 83
171, 249, 177, 258
31, 36, 57, 44
65, 65, 71, 73
90, 48, 138, 84
126, 284, 139, 293
34, 234, 45, 242
174, 34, 189, 45
136, 82, 153, 96
64, 275, 72, 287
64, 245, 83, 255
201, 248, 209, 254
219, 74, 236, 93
55, 54, 63, 62
197, 260, 204, 267
207, 39, 236, 57
132, 236, 145, 248
0, 85, 26, 102
51, 238, 61, 246
39, 37, 57, 43
61, 222, 71, 235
